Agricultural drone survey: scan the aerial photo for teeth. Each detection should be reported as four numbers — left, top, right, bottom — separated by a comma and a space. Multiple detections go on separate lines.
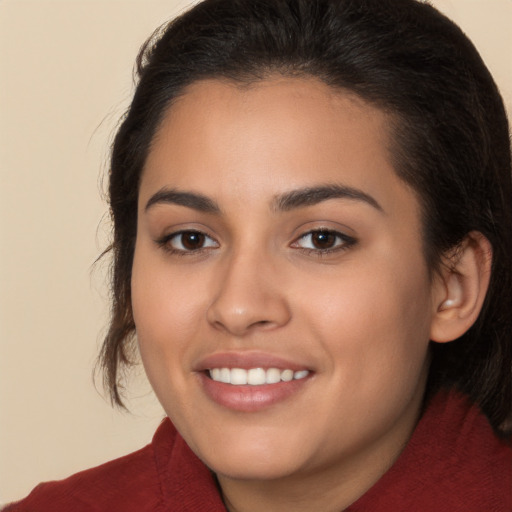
281, 369, 293, 382
208, 367, 310, 385
220, 368, 230, 384
266, 367, 281, 384
231, 368, 247, 385
247, 368, 266, 385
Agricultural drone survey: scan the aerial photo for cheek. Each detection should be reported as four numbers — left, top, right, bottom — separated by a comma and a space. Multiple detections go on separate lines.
295, 254, 433, 374
131, 245, 201, 386
132, 243, 203, 337
131, 270, 200, 422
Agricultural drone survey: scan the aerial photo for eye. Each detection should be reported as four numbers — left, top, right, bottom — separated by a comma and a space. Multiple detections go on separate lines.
292, 229, 356, 253
160, 230, 219, 253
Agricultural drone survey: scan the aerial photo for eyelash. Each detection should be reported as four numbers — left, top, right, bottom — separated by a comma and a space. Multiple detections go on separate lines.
291, 229, 357, 256
156, 230, 219, 256
156, 228, 356, 256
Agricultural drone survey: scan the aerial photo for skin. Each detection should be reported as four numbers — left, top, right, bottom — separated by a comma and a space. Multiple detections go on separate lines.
132, 77, 451, 511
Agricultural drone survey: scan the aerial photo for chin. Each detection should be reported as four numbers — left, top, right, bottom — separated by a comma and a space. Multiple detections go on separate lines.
209, 456, 304, 482
188, 427, 310, 481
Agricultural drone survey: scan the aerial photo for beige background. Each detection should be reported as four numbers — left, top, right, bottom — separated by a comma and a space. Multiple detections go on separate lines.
0, 0, 511, 504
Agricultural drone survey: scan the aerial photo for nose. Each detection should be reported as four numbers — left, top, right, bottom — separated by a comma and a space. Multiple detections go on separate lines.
206, 250, 292, 336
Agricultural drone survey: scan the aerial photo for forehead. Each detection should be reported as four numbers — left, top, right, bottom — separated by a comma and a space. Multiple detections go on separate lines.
148, 76, 388, 167
141, 77, 417, 219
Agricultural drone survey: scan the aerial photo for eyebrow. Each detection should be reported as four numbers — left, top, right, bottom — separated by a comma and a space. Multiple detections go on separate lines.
144, 183, 383, 215
273, 184, 383, 213
145, 188, 221, 213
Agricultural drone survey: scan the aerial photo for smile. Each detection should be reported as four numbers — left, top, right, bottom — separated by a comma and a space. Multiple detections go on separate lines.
209, 367, 310, 385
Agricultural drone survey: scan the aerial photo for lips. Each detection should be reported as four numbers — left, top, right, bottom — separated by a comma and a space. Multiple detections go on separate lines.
197, 351, 310, 372
196, 352, 313, 412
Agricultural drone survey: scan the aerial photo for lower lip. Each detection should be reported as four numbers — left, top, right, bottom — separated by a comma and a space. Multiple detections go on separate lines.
199, 373, 311, 412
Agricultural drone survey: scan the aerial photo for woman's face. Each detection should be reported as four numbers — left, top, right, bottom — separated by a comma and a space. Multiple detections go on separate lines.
132, 77, 441, 484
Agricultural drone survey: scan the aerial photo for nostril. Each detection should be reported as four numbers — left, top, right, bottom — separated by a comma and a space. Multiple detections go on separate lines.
253, 320, 271, 327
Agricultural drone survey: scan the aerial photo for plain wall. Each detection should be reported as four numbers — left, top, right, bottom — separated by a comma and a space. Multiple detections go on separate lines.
0, 0, 511, 504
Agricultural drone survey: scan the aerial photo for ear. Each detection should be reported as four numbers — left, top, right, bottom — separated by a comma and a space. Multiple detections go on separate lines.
430, 231, 492, 343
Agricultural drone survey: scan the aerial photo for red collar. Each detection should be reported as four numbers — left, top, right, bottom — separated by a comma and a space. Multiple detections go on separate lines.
153, 390, 512, 511
347, 390, 512, 510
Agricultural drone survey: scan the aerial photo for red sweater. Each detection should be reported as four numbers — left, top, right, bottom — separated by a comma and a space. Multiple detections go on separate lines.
4, 391, 511, 511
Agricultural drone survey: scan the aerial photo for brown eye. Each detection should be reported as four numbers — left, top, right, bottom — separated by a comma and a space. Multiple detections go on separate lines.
167, 230, 218, 252
181, 231, 205, 250
311, 231, 336, 249
292, 229, 356, 253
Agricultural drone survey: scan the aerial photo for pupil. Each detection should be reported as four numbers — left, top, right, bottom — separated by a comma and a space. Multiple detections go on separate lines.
312, 231, 335, 249
182, 232, 204, 250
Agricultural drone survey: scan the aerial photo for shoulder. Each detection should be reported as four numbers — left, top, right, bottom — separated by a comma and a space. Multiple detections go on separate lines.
412, 390, 512, 508
2, 420, 176, 512
3, 419, 225, 512
349, 390, 512, 511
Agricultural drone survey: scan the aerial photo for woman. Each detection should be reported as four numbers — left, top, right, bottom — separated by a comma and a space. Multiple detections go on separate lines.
5, 0, 511, 510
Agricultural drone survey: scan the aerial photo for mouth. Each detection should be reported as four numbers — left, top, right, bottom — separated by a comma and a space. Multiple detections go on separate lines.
208, 367, 310, 386
196, 352, 313, 411
197, 354, 313, 412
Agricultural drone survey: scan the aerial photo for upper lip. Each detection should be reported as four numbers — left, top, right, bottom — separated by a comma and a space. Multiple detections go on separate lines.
195, 351, 312, 372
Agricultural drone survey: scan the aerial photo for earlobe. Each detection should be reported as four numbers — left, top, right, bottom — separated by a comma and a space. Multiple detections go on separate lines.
430, 231, 492, 343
